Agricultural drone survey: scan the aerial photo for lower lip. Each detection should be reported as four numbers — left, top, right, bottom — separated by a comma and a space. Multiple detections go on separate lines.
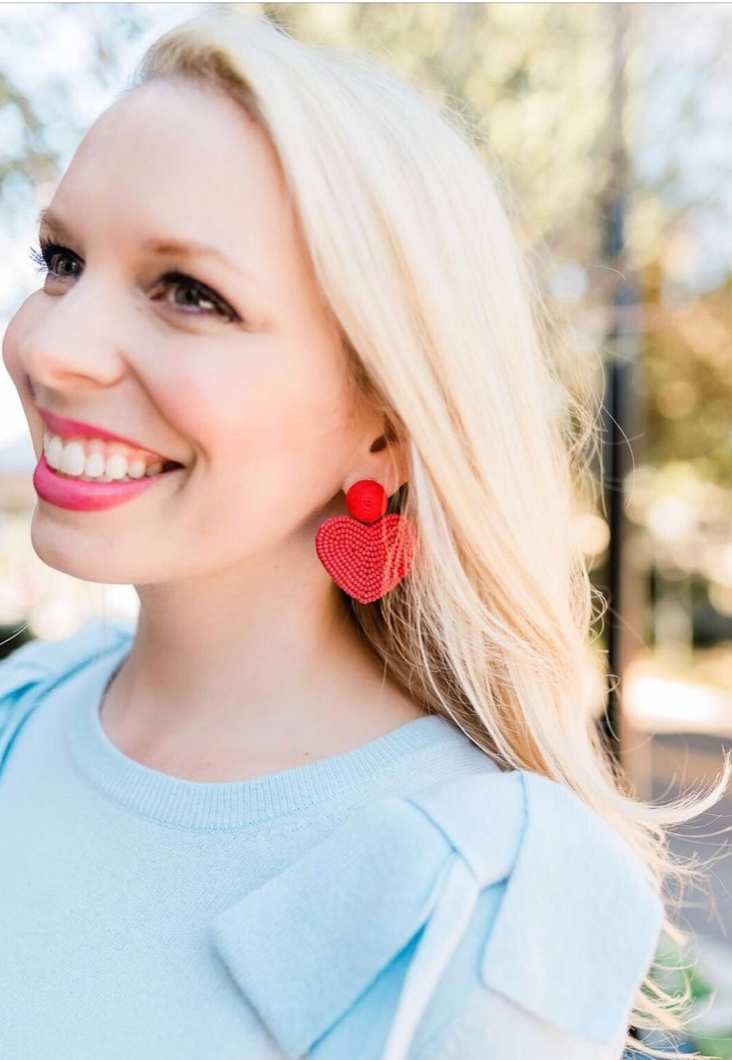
33, 452, 183, 512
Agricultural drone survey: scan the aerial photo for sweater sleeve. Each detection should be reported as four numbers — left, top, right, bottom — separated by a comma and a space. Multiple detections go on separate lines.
410, 982, 631, 1060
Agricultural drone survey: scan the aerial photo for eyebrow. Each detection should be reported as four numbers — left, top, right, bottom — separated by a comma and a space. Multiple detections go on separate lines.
36, 208, 256, 283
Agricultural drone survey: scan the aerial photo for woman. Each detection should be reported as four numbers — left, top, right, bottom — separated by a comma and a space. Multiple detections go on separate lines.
0, 10, 725, 1059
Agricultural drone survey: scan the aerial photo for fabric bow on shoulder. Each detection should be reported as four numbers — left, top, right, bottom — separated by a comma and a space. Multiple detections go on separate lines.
209, 767, 666, 1060
0, 618, 133, 769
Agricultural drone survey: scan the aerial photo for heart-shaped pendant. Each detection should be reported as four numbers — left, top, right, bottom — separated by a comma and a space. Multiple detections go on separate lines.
315, 513, 418, 604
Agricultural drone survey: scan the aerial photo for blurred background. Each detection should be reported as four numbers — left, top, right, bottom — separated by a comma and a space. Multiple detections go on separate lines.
1, 3, 731, 1053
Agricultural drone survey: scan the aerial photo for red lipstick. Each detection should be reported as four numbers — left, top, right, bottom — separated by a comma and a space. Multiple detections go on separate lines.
32, 406, 184, 512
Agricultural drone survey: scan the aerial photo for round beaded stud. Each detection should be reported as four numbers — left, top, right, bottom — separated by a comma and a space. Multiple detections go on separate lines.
315, 479, 418, 604
345, 479, 389, 522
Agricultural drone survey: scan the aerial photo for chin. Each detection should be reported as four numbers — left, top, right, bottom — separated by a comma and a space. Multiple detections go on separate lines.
29, 512, 138, 585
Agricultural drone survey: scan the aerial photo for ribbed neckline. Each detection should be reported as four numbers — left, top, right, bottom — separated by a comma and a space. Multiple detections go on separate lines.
65, 638, 461, 831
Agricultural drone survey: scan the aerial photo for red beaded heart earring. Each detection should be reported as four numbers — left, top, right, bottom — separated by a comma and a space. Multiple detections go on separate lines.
315, 479, 418, 604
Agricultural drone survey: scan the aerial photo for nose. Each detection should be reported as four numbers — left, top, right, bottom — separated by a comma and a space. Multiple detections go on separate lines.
11, 275, 126, 398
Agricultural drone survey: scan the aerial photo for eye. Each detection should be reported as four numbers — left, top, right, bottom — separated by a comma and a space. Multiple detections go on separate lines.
29, 238, 80, 279
155, 270, 239, 322
27, 238, 241, 323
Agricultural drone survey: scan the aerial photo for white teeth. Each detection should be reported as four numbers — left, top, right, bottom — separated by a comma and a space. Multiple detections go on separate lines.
127, 459, 146, 479
45, 434, 64, 471
60, 441, 86, 477
105, 454, 128, 481
43, 430, 172, 483
84, 451, 106, 478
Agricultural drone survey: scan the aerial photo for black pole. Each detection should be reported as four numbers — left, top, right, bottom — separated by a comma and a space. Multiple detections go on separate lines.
598, 4, 643, 768
600, 287, 639, 764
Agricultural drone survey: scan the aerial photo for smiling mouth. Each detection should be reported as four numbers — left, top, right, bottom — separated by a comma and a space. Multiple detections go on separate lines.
40, 425, 185, 482
49, 460, 182, 483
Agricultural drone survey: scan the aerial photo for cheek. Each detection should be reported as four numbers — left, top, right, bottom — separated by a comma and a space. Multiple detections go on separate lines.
160, 357, 356, 466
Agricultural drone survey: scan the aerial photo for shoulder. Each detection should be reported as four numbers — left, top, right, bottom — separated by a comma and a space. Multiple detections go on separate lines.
0, 617, 134, 764
209, 767, 665, 1060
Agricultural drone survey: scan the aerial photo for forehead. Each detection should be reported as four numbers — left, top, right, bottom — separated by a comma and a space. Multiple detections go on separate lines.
48, 78, 292, 256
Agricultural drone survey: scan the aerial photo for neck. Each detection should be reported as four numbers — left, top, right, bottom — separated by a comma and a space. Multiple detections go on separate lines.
98, 564, 425, 778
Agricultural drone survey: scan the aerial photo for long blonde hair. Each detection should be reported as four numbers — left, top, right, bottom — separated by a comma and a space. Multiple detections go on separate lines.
128, 11, 731, 1055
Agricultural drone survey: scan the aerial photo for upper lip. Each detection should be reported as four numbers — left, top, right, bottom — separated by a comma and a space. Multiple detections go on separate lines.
36, 406, 181, 464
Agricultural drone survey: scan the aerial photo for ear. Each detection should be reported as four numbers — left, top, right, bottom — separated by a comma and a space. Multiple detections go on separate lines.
348, 415, 411, 499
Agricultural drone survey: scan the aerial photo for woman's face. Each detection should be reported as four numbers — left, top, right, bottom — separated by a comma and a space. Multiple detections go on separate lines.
3, 78, 393, 588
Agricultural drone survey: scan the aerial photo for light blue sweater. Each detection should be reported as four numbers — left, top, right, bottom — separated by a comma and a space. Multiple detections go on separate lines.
0, 619, 665, 1060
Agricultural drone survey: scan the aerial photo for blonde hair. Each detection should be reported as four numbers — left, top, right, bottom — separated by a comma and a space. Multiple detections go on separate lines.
128, 11, 731, 1056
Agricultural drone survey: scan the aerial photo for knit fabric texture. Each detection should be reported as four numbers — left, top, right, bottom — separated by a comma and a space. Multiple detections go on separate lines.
0, 619, 665, 1060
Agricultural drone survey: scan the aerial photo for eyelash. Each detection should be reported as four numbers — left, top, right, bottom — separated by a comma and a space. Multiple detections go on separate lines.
27, 238, 240, 323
